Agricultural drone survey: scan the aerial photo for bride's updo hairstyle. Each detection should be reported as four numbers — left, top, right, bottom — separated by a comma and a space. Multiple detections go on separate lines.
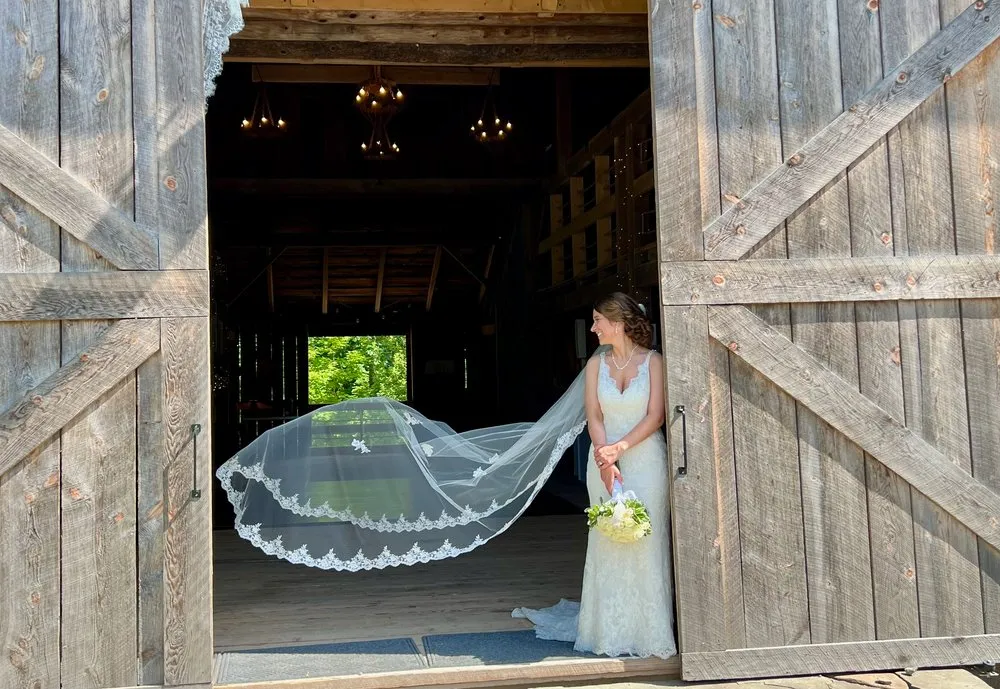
595, 292, 653, 349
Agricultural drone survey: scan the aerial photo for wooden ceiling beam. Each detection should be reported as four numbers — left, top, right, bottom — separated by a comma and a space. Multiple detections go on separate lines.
426, 246, 442, 311
225, 39, 648, 67
244, 8, 646, 26
251, 64, 499, 85
212, 177, 540, 196
375, 248, 387, 313
321, 247, 330, 313
239, 18, 647, 44
246, 0, 647, 14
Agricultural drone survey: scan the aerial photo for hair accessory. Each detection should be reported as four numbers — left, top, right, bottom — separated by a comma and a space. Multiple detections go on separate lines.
638, 303, 647, 316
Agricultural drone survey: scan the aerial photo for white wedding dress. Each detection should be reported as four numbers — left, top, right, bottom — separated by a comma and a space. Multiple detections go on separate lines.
513, 351, 676, 659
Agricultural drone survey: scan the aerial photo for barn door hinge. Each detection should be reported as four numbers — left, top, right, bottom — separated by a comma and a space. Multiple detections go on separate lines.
191, 423, 203, 499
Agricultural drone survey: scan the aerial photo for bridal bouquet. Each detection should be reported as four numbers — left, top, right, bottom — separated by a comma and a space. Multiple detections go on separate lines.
585, 479, 652, 543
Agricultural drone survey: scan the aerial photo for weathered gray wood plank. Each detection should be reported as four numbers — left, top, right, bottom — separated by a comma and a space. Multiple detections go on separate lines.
682, 633, 1000, 681
702, 0, 1000, 261
942, 0, 1000, 635
776, 0, 874, 644
0, 123, 156, 271
58, 1, 140, 683
0, 271, 209, 321
0, 319, 158, 479
659, 255, 1000, 304
162, 318, 213, 685
650, 0, 743, 659
713, 0, 808, 649
852, 0, 921, 642
155, 0, 209, 271
708, 305, 1000, 553
133, 0, 164, 677
0, 3, 61, 688
881, 0, 986, 638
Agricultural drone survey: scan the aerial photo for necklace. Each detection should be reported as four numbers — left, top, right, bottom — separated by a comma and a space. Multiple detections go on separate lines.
611, 344, 637, 371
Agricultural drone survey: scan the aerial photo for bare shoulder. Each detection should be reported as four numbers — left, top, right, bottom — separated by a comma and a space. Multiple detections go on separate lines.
646, 350, 664, 369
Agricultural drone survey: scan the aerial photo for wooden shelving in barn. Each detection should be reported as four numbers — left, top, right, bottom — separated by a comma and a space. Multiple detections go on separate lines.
538, 89, 656, 309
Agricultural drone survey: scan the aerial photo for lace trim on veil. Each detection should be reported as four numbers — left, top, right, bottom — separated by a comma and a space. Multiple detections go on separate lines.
203, 0, 249, 101
218, 420, 587, 570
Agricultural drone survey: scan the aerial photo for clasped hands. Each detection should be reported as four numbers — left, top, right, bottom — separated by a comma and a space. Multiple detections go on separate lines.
593, 441, 629, 494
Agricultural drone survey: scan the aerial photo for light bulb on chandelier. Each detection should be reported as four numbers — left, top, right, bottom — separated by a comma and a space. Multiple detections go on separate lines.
240, 66, 288, 137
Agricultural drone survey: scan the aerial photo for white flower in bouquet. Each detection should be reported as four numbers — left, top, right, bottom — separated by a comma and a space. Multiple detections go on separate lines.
585, 480, 652, 544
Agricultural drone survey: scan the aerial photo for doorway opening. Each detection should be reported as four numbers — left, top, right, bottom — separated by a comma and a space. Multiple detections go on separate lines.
205, 40, 666, 685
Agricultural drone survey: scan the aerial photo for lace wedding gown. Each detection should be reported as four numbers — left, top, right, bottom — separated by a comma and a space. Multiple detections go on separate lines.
513, 352, 676, 659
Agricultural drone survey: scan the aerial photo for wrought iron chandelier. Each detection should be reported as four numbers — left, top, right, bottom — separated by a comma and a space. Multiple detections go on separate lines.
471, 70, 512, 144
240, 65, 287, 137
355, 67, 403, 159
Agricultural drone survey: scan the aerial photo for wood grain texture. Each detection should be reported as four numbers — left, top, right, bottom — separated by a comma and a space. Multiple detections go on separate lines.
650, 0, 744, 658
682, 633, 1000, 681
0, 271, 209, 321
138, 347, 165, 685
941, 0, 1000, 635
702, 0, 1000, 261
0, 124, 156, 271
849, 0, 921, 643
225, 38, 649, 67
881, 0, 986, 639
712, 0, 808, 649
776, 0, 874, 644
0, 319, 157, 479
243, 8, 649, 25
58, 1, 140, 683
238, 17, 648, 43
156, 0, 209, 270
659, 255, 1000, 304
0, 3, 62, 688
708, 305, 1000, 552
840, 0, 922, 635
162, 318, 213, 686
245, 0, 649, 13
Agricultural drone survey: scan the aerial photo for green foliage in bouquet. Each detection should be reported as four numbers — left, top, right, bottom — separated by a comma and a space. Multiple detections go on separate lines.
585, 495, 653, 543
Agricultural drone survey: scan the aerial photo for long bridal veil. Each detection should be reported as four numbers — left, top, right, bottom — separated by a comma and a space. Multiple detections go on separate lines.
216, 349, 604, 571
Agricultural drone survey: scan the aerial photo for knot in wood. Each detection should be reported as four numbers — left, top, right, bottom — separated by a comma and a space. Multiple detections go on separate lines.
164, 176, 178, 192
692, 1, 703, 8
727, 341, 740, 353
79, 353, 89, 363
942, 70, 953, 83
712, 274, 726, 286
976, 0, 986, 9
896, 71, 909, 84
867, 0, 879, 10
873, 281, 884, 292
97, 88, 109, 103
906, 274, 917, 287
881, 232, 893, 245
31, 395, 43, 406
787, 153, 804, 167
24, 493, 34, 505
69, 487, 83, 501
734, 224, 746, 236
30, 592, 40, 605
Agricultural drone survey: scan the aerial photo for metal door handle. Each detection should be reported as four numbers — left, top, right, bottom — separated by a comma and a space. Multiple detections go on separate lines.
191, 424, 202, 499
675, 405, 688, 476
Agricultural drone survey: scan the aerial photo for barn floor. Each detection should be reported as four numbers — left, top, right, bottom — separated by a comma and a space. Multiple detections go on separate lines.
212, 514, 588, 652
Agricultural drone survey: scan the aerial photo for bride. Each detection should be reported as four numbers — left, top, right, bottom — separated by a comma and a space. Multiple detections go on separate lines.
216, 292, 675, 658
513, 292, 676, 659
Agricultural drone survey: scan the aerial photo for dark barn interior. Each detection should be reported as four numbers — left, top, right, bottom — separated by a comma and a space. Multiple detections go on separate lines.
204, 58, 664, 664
207, 63, 659, 528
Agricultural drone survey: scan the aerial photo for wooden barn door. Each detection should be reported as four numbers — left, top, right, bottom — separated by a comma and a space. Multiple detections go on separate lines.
650, 0, 1000, 681
0, 1, 212, 689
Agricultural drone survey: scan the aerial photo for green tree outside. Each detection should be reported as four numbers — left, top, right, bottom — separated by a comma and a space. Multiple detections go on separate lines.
307, 335, 408, 405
